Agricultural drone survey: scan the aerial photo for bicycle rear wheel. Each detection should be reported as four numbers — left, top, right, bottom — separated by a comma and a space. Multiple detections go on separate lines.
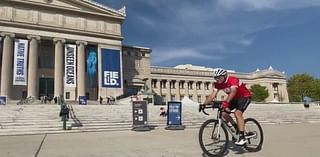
244, 118, 264, 152
199, 119, 229, 156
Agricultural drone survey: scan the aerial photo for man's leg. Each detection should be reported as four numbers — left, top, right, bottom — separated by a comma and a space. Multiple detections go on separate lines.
235, 110, 245, 132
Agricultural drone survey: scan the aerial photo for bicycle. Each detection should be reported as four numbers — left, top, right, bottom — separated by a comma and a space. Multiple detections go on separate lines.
198, 101, 263, 156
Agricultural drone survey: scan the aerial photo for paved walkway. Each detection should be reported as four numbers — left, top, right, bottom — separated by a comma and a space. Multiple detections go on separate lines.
1, 123, 320, 157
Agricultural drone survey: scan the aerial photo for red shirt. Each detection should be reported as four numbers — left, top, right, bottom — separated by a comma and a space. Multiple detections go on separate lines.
214, 76, 251, 99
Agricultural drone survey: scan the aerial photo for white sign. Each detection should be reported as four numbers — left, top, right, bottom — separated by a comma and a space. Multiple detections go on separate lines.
64, 44, 77, 87
13, 39, 28, 85
103, 71, 119, 86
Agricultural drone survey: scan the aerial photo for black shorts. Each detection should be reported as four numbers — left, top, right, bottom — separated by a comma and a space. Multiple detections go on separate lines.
229, 97, 251, 112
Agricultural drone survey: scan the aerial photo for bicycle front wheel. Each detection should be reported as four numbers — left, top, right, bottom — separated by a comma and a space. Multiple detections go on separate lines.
199, 119, 229, 156
244, 118, 264, 152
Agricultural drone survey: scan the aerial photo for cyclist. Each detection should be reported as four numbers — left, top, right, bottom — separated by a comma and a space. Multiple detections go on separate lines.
202, 68, 252, 146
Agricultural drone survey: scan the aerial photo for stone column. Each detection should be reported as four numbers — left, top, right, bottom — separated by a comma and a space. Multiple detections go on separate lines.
76, 41, 87, 98
27, 35, 40, 98
0, 33, 15, 97
53, 38, 65, 97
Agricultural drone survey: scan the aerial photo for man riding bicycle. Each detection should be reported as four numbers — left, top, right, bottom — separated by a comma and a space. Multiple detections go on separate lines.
202, 68, 252, 146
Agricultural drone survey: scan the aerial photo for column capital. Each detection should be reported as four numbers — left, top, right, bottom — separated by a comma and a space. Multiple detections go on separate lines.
27, 35, 41, 41
53, 38, 66, 43
1, 32, 15, 38
76, 41, 88, 46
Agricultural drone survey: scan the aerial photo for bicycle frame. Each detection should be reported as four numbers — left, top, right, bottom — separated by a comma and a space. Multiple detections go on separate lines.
214, 106, 238, 140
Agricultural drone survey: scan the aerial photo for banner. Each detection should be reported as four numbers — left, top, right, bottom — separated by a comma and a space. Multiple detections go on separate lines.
101, 48, 121, 88
13, 39, 28, 85
64, 44, 77, 88
86, 46, 97, 88
0, 37, 2, 79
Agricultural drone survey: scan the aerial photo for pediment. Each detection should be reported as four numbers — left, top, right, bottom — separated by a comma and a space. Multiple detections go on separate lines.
254, 71, 286, 79
18, 0, 125, 18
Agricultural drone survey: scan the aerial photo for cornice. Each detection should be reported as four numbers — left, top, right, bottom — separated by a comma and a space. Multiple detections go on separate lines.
1, 0, 125, 21
0, 20, 124, 41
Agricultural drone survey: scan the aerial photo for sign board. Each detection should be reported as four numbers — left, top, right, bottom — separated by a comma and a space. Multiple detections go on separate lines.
101, 48, 121, 88
79, 96, 87, 105
132, 101, 150, 131
166, 101, 185, 130
0, 96, 7, 105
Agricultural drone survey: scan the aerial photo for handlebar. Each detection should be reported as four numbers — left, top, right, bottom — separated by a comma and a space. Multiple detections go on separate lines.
199, 101, 222, 115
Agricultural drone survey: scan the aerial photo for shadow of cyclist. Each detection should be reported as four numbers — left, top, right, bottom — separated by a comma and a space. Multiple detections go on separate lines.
200, 141, 246, 157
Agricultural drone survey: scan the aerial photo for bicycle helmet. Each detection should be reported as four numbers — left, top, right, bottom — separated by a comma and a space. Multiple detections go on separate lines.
213, 68, 227, 78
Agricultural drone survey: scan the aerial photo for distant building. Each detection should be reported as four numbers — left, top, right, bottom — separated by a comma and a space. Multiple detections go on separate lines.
122, 46, 289, 104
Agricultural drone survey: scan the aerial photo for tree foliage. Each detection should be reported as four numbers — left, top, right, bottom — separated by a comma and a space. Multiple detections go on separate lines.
287, 74, 320, 102
250, 84, 269, 102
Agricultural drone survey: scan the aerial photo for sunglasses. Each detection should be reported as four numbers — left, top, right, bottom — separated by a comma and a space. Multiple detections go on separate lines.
214, 76, 224, 80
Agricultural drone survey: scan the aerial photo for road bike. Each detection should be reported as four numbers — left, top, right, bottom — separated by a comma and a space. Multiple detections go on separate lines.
198, 101, 263, 156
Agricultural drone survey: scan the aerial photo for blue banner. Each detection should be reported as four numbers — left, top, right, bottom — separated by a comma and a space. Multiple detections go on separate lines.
0, 96, 7, 105
167, 101, 182, 125
86, 46, 98, 88
101, 48, 121, 88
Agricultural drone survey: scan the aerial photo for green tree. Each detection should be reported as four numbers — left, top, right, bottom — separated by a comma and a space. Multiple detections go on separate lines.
250, 84, 269, 102
287, 74, 317, 102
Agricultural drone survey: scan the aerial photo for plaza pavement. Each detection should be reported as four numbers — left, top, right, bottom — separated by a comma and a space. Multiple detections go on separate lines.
1, 123, 320, 157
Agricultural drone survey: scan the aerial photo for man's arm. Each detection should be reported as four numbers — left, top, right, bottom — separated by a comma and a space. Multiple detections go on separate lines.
203, 88, 218, 105
225, 87, 237, 103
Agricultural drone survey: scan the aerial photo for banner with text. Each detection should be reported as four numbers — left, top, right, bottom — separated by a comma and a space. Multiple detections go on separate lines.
0, 37, 2, 79
13, 39, 28, 85
64, 44, 77, 88
101, 48, 121, 88
86, 46, 97, 88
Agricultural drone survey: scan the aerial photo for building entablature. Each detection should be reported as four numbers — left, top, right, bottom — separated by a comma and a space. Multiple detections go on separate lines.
0, 0, 124, 40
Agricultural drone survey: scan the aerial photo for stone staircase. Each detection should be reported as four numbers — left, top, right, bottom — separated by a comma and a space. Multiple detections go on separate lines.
1, 102, 320, 136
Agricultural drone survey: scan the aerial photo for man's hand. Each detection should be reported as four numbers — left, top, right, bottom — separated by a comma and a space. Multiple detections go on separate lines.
222, 101, 231, 112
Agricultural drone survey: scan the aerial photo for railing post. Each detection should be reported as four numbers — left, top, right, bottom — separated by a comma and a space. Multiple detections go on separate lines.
59, 94, 67, 130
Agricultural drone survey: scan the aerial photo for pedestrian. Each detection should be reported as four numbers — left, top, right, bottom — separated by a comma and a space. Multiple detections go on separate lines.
99, 96, 103, 105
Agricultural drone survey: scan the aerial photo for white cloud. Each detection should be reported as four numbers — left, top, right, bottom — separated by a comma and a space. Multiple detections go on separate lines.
151, 48, 224, 64
215, 0, 320, 11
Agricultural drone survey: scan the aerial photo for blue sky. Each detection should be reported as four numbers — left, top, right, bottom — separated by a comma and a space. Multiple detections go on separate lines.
96, 0, 320, 78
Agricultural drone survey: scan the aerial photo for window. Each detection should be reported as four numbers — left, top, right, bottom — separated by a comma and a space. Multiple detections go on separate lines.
160, 80, 167, 89
196, 82, 201, 90
170, 81, 176, 89
189, 95, 193, 100
179, 81, 185, 89
205, 82, 210, 90
188, 82, 193, 89
273, 83, 279, 91
66, 92, 70, 99
197, 95, 202, 103
151, 79, 157, 88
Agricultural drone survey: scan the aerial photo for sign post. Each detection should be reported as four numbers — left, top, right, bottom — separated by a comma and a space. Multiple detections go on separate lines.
132, 101, 150, 131
165, 101, 185, 130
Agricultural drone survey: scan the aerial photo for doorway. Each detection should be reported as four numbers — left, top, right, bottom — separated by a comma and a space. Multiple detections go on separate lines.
39, 78, 54, 98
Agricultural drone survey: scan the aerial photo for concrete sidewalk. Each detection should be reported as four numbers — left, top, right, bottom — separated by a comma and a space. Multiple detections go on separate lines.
1, 123, 320, 157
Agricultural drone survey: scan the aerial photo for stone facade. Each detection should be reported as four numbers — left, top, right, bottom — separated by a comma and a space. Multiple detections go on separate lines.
0, 0, 125, 100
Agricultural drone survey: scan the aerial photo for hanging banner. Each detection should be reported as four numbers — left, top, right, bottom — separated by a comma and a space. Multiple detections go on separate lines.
0, 37, 2, 79
64, 44, 77, 88
86, 46, 97, 88
101, 48, 121, 88
13, 39, 28, 85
